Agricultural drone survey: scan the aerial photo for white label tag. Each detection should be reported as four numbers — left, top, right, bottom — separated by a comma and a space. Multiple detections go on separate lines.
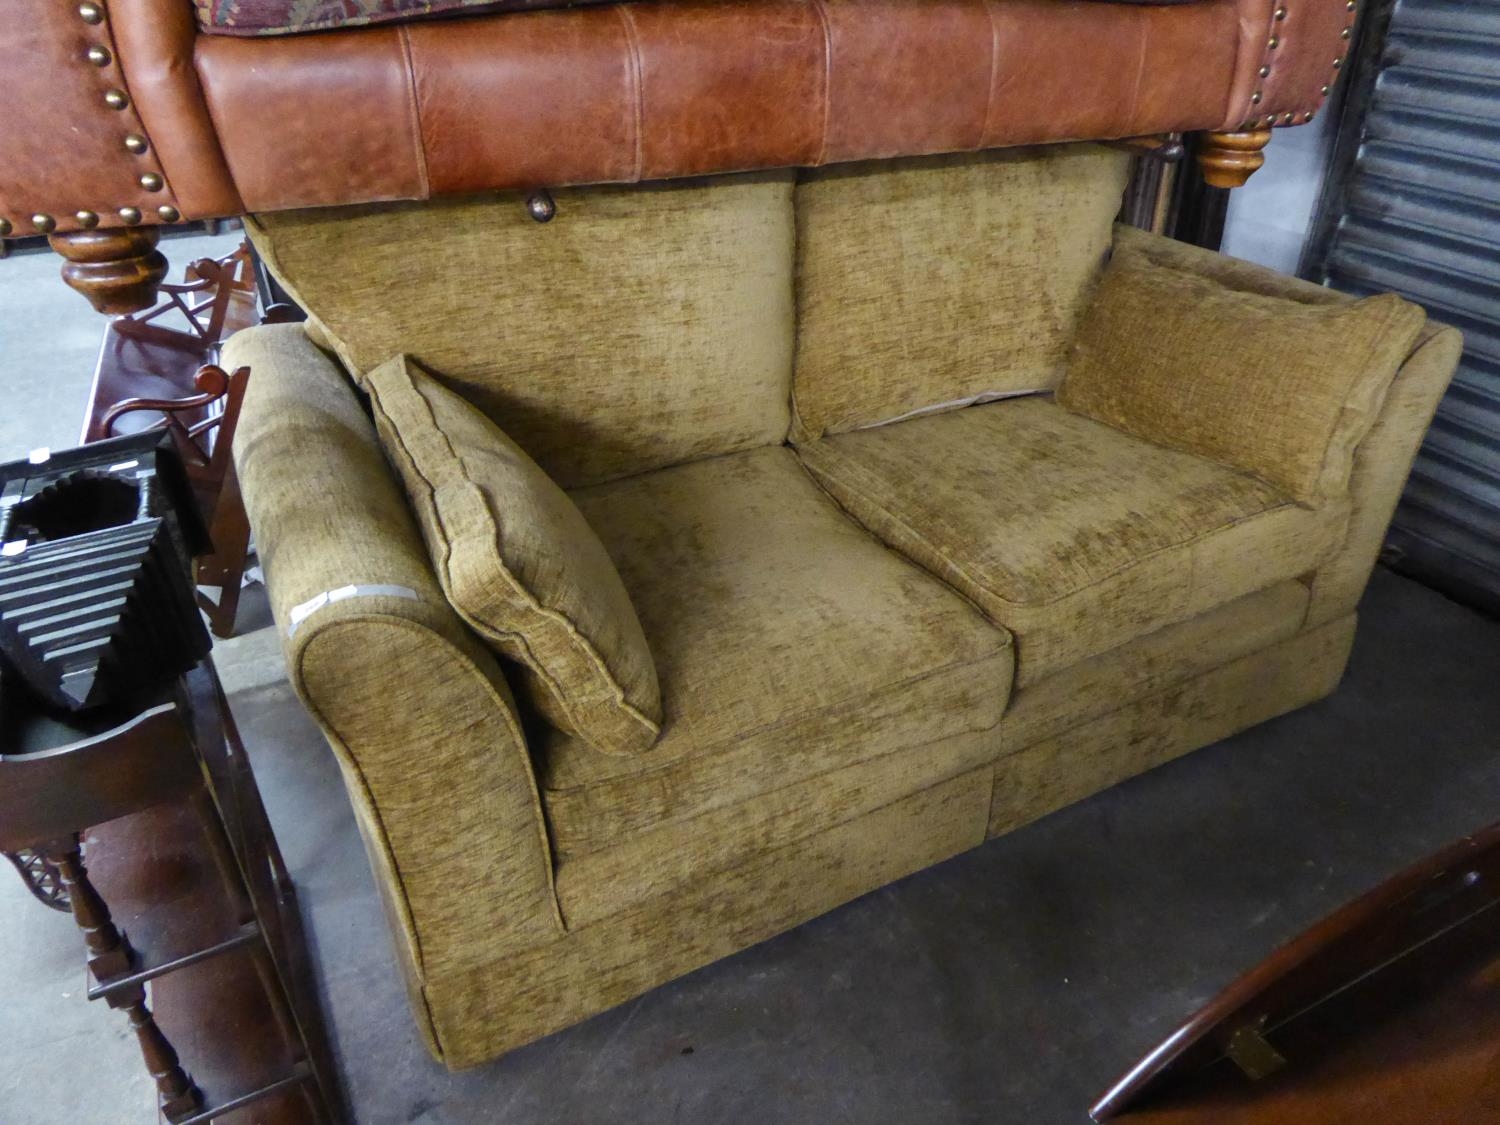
286, 584, 419, 638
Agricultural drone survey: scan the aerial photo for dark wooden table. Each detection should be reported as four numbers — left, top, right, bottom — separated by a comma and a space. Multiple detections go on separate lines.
0, 660, 344, 1124
1095, 822, 1500, 1123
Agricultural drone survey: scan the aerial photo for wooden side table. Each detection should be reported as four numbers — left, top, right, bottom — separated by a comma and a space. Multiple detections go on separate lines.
0, 660, 344, 1124
80, 241, 299, 639
1094, 822, 1500, 1123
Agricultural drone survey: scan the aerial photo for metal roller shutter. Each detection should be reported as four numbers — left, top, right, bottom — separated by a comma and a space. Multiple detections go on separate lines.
1306, 0, 1500, 613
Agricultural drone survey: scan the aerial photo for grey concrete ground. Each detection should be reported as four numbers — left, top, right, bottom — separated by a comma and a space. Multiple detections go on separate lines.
2, 242, 1499, 1124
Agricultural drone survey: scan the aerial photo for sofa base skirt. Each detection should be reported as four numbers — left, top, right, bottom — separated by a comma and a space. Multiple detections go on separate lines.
428, 764, 995, 1067
421, 614, 1356, 1068
988, 613, 1357, 839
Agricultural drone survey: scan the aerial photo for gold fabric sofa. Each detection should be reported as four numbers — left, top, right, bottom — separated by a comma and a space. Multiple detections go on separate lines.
225, 144, 1461, 1069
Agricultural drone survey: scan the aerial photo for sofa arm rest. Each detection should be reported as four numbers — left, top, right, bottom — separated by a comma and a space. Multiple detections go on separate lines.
1101, 228, 1463, 623
1306, 322, 1464, 625
225, 324, 564, 1058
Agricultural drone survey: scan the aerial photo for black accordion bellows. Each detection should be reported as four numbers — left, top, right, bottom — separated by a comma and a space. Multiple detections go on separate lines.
0, 432, 210, 712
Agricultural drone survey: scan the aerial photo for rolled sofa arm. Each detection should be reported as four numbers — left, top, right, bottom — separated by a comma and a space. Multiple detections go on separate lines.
225, 324, 564, 1059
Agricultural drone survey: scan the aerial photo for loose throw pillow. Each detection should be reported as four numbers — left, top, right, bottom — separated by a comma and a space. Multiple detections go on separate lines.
1057, 240, 1426, 506
365, 354, 661, 756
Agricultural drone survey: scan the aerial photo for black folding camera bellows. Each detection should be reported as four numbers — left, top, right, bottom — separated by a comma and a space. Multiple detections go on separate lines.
0, 431, 211, 712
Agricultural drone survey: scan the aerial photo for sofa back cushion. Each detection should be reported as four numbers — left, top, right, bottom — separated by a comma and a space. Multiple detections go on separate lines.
365, 354, 662, 756
790, 144, 1130, 440
1057, 229, 1428, 507
248, 172, 796, 489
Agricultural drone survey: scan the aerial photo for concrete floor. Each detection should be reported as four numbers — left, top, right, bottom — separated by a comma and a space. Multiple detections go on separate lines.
2, 242, 1500, 1124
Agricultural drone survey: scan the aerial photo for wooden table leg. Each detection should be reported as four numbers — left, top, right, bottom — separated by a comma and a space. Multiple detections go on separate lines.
42, 835, 203, 1122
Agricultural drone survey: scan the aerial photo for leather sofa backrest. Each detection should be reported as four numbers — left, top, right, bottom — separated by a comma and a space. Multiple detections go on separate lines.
249, 172, 797, 490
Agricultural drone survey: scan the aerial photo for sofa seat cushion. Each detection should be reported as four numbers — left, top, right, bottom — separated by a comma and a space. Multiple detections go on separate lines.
540, 446, 1014, 856
796, 397, 1350, 688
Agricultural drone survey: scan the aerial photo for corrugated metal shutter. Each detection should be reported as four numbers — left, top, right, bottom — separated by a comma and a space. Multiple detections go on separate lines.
1312, 0, 1500, 612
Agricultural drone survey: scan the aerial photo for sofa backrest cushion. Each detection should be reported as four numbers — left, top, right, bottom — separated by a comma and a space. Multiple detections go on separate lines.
1057, 229, 1429, 507
365, 354, 662, 756
790, 144, 1130, 440
248, 171, 796, 489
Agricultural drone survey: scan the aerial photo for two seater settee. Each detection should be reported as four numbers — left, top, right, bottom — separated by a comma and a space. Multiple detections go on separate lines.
225, 143, 1460, 1068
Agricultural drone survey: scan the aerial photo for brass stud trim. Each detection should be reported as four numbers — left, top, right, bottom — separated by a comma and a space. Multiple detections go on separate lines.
157, 205, 181, 223
103, 88, 129, 110
1281, 113, 1295, 125
118, 206, 142, 225
78, 2, 104, 23
123, 133, 148, 155
1259, 64, 1271, 78
1274, 6, 1286, 19
1250, 90, 1263, 105
1341, 27, 1352, 39
1322, 85, 1332, 96
1332, 57, 1343, 69
86, 45, 111, 67
0, 218, 12, 238
139, 173, 164, 192
1267, 35, 1280, 49
32, 213, 57, 234
1347, 0, 1356, 9
75, 210, 100, 229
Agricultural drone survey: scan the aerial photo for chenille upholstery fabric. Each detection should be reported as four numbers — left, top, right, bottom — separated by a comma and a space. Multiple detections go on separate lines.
999, 580, 1310, 752
225, 325, 564, 1057
791, 145, 1130, 439
225, 172, 1461, 1073
247, 171, 795, 488
555, 725, 997, 927
1057, 228, 1428, 506
431, 767, 994, 1067
364, 355, 660, 756
1307, 322, 1463, 624
798, 396, 1348, 687
988, 614, 1357, 838
541, 446, 1014, 853
1083, 228, 1463, 626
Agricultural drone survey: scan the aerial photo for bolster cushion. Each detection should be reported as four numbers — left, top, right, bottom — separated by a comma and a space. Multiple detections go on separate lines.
1057, 227, 1428, 507
364, 354, 662, 756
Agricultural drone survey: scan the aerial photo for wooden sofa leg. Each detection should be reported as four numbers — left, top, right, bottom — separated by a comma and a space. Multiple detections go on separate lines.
1196, 129, 1274, 189
49, 228, 168, 316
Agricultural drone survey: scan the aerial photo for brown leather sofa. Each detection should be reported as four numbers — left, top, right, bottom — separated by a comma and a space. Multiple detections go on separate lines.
4, 0, 1359, 312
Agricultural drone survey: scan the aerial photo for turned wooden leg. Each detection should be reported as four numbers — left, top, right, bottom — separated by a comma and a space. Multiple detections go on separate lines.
1196, 129, 1274, 189
48, 228, 168, 316
44, 836, 202, 1121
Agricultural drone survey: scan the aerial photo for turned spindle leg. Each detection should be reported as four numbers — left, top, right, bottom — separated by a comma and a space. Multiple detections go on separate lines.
44, 836, 202, 1121
48, 227, 168, 316
1196, 129, 1274, 189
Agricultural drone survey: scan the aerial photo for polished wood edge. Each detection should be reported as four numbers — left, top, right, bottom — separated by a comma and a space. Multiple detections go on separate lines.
1091, 820, 1500, 1120
1195, 129, 1273, 189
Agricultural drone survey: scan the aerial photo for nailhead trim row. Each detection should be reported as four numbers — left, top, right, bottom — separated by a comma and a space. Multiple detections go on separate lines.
1239, 0, 1359, 132
0, 1, 183, 238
